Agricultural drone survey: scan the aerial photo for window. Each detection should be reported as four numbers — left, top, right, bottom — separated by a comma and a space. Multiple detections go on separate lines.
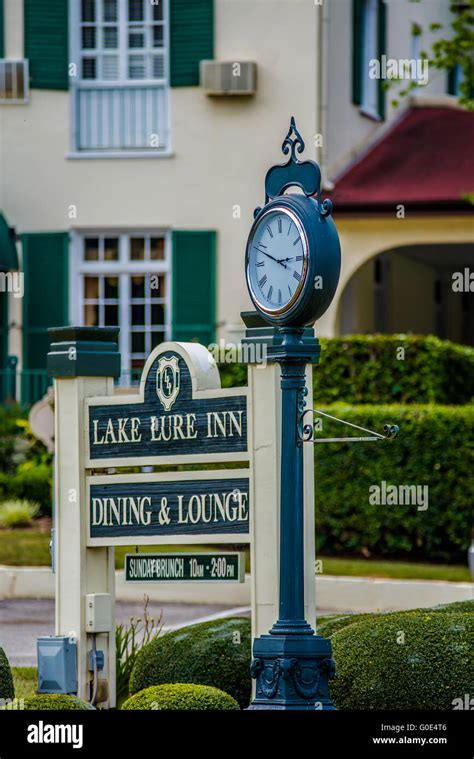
352, 0, 386, 120
448, 64, 465, 96
0, 60, 29, 104
72, 232, 170, 381
72, 0, 169, 152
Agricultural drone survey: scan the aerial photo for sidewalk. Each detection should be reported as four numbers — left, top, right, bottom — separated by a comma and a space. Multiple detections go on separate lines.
0, 566, 472, 612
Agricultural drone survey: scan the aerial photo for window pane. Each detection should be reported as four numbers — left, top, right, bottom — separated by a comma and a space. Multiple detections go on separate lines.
81, 0, 95, 23
84, 276, 99, 299
131, 276, 145, 297
104, 237, 119, 260
82, 26, 96, 49
131, 304, 145, 324
151, 331, 163, 349
103, 0, 117, 22
82, 57, 97, 79
129, 29, 145, 48
130, 237, 145, 260
84, 303, 98, 326
152, 55, 165, 79
103, 26, 118, 49
84, 237, 99, 260
150, 275, 165, 298
150, 237, 165, 260
128, 0, 144, 22
128, 54, 146, 79
104, 304, 118, 326
151, 303, 165, 325
104, 276, 119, 298
102, 55, 119, 80
153, 3, 164, 21
132, 331, 145, 353
152, 26, 164, 48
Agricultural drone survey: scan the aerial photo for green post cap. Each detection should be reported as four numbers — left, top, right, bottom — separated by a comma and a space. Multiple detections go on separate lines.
47, 326, 121, 378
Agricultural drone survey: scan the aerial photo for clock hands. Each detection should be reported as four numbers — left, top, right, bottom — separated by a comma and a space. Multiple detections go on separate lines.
256, 248, 288, 269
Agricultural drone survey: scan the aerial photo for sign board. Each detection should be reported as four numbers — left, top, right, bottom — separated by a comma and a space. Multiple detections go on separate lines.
85, 343, 249, 468
87, 470, 251, 547
124, 552, 245, 583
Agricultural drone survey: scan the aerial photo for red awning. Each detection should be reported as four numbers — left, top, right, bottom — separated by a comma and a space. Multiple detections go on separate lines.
326, 106, 474, 212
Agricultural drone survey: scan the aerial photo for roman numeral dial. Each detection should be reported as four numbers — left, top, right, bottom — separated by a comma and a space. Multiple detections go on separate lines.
246, 208, 307, 315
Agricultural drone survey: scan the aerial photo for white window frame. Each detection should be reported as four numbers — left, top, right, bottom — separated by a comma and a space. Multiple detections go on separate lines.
360, 0, 380, 120
70, 230, 172, 380
68, 0, 171, 157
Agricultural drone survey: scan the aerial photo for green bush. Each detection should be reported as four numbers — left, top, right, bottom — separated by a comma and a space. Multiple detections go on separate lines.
21, 694, 94, 710
122, 683, 239, 711
0, 648, 14, 701
0, 464, 52, 516
0, 500, 39, 528
130, 617, 251, 708
315, 404, 474, 562
219, 335, 474, 404
330, 611, 474, 710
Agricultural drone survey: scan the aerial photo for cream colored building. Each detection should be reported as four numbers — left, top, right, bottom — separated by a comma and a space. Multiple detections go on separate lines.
0, 0, 471, 402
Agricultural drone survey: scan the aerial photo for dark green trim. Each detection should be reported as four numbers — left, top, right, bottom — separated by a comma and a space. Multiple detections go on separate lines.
24, 0, 69, 90
0, 0, 5, 59
171, 230, 216, 345
447, 66, 457, 95
22, 232, 69, 370
170, 0, 214, 86
0, 214, 19, 270
377, 0, 387, 119
352, 0, 364, 105
0, 289, 7, 371
48, 327, 121, 378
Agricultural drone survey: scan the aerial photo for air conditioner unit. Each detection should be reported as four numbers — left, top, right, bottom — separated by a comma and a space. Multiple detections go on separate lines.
200, 61, 257, 96
0, 60, 29, 104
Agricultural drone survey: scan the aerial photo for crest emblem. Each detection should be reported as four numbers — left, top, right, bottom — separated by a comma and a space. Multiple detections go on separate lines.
156, 355, 180, 411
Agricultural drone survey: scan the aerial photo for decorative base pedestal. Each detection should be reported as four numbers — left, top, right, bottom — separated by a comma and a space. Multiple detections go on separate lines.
248, 631, 336, 710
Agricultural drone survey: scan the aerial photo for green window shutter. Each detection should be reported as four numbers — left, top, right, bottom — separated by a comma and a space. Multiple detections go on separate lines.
171, 230, 216, 346
24, 0, 69, 90
447, 67, 457, 95
22, 233, 69, 370
377, 0, 387, 119
170, 0, 214, 87
352, 0, 364, 105
0, 0, 4, 59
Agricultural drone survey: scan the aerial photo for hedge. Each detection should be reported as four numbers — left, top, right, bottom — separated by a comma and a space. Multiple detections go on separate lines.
122, 683, 239, 711
130, 617, 251, 708
315, 404, 474, 562
20, 694, 94, 710
330, 611, 474, 710
0, 464, 52, 516
0, 648, 14, 701
219, 335, 474, 405
317, 599, 474, 638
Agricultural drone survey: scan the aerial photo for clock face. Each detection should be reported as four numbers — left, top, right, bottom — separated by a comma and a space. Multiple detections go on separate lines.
246, 207, 308, 314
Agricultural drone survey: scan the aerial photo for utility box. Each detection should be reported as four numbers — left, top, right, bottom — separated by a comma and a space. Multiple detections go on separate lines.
37, 636, 77, 694
85, 593, 112, 633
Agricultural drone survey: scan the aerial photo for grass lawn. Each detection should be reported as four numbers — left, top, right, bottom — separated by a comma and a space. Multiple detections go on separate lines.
0, 529, 471, 582
11, 667, 37, 700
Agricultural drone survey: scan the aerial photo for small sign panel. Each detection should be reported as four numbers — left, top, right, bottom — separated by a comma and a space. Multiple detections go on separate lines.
124, 552, 245, 583
87, 470, 251, 547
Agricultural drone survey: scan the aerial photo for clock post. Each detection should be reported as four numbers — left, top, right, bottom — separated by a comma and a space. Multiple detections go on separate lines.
246, 119, 341, 709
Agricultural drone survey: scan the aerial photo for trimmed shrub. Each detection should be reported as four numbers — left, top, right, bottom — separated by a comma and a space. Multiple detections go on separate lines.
219, 335, 474, 404
0, 465, 52, 516
21, 694, 94, 710
122, 683, 239, 711
0, 648, 14, 701
0, 500, 39, 528
330, 611, 474, 710
130, 617, 251, 708
315, 404, 474, 562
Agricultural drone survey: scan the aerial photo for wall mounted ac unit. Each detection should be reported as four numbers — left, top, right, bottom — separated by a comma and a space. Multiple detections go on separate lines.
200, 61, 257, 96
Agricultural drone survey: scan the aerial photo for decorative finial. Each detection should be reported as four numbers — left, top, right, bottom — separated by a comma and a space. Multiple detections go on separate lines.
281, 117, 305, 163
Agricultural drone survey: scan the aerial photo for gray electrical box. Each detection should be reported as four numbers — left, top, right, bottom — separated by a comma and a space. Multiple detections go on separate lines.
37, 636, 77, 694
